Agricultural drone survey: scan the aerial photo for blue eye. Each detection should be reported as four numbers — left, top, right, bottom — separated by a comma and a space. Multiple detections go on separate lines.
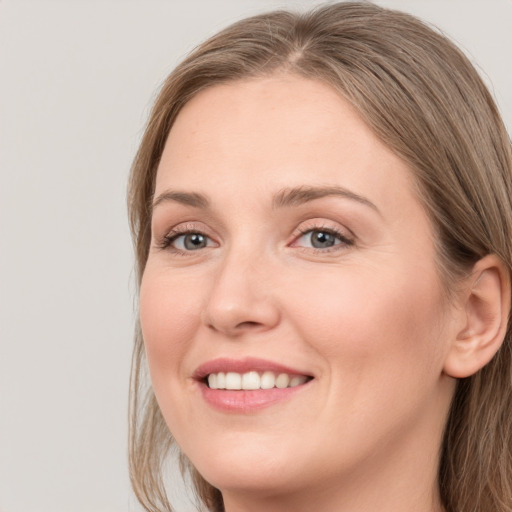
295, 229, 350, 249
165, 232, 213, 251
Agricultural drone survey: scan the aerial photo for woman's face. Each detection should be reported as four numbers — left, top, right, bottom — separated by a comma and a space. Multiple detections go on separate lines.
140, 75, 458, 506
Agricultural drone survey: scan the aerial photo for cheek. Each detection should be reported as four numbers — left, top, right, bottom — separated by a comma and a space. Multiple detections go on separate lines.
287, 264, 447, 376
283, 265, 451, 457
139, 267, 201, 381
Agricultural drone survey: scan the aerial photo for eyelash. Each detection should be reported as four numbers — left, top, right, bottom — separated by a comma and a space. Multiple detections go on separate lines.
294, 226, 354, 252
156, 224, 354, 255
157, 227, 213, 255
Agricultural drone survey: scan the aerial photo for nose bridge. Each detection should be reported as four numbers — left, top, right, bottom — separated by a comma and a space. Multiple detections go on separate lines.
202, 236, 280, 336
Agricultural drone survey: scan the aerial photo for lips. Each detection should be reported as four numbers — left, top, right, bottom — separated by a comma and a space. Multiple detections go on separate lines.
193, 357, 314, 412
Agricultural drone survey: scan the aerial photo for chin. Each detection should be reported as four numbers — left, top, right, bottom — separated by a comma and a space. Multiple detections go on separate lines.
186, 440, 302, 495
202, 467, 297, 498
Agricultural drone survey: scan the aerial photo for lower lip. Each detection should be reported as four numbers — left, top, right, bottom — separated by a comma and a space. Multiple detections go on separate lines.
198, 382, 310, 413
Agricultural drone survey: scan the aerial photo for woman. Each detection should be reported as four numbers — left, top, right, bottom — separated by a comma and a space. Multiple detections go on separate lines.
127, 2, 512, 511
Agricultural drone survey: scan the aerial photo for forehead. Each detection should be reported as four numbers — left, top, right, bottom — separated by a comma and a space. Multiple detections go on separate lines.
155, 75, 416, 217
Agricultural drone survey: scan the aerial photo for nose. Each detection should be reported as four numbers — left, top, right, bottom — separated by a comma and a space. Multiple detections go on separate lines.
201, 250, 281, 337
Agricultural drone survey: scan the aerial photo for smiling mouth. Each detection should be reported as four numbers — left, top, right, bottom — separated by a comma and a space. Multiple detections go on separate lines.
195, 359, 314, 411
205, 371, 313, 390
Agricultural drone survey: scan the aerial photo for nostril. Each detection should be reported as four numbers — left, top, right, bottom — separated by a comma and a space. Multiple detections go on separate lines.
207, 319, 265, 334
236, 321, 261, 329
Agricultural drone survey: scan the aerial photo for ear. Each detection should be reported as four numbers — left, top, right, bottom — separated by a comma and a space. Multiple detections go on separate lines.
443, 254, 511, 379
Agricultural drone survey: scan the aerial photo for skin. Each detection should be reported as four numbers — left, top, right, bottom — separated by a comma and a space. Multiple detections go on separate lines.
139, 75, 465, 512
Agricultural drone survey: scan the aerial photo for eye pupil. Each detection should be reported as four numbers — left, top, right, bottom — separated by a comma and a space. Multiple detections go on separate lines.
311, 231, 336, 248
184, 233, 207, 250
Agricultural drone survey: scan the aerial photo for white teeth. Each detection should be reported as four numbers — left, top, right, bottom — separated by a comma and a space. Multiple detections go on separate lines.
242, 371, 260, 390
260, 371, 275, 389
206, 371, 309, 390
275, 373, 290, 389
225, 372, 242, 390
217, 372, 226, 389
290, 376, 308, 387
207, 373, 217, 389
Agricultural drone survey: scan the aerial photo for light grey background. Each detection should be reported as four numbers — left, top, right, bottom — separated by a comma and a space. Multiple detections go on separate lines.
0, 1, 510, 511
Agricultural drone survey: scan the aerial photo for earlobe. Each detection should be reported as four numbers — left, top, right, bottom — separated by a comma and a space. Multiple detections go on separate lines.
443, 255, 511, 379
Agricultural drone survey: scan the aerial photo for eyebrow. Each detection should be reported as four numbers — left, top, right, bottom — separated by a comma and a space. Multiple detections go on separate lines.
272, 185, 380, 213
151, 185, 379, 214
152, 190, 210, 211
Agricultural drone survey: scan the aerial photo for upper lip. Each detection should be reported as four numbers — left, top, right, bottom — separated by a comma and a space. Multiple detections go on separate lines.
193, 357, 314, 380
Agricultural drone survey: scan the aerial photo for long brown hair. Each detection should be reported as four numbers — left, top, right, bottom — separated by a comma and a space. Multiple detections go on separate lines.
128, 3, 512, 511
